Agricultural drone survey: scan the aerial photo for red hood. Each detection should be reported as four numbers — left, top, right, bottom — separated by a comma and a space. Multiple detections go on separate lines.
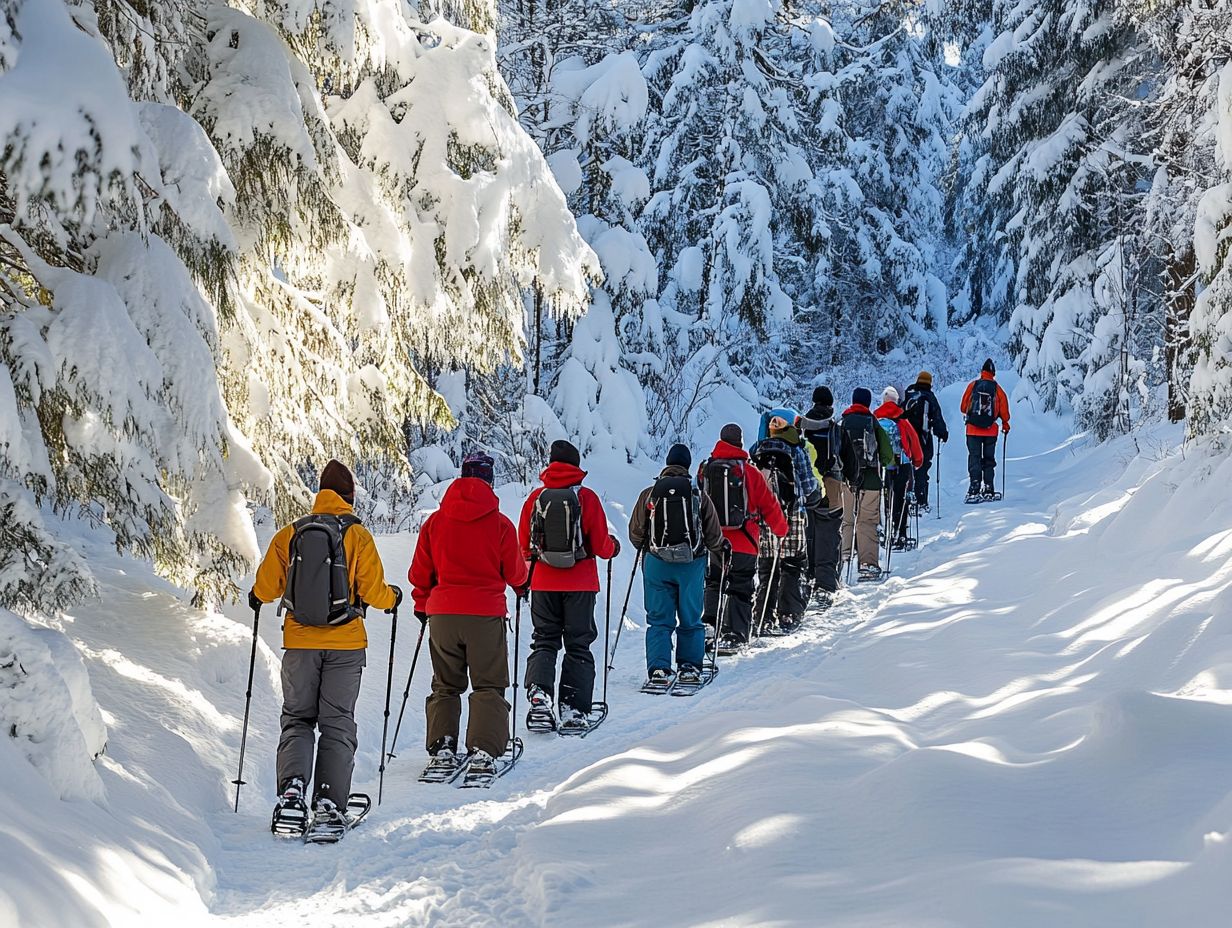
842, 404, 873, 417
874, 401, 903, 419
980, 371, 996, 382
539, 461, 588, 488
708, 440, 749, 461
440, 477, 500, 522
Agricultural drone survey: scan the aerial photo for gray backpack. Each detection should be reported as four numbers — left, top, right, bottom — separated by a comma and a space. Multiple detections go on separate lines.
279, 514, 362, 626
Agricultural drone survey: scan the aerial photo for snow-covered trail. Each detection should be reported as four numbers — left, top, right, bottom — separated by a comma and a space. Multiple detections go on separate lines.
11, 398, 1232, 927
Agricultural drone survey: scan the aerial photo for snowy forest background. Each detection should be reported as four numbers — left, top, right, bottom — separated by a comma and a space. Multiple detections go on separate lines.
2, 0, 1232, 614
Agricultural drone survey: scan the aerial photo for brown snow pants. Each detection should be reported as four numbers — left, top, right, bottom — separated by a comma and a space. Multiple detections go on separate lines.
841, 485, 882, 569
425, 614, 510, 758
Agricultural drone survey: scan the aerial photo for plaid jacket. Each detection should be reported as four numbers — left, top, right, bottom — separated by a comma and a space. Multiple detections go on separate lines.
760, 505, 807, 559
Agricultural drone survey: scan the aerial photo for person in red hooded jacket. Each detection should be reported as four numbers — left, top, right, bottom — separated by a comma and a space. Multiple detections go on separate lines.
518, 440, 619, 733
960, 358, 1011, 501
874, 386, 924, 549
410, 452, 527, 780
697, 423, 787, 651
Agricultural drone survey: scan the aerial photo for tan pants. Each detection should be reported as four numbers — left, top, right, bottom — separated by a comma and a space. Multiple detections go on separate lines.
426, 614, 509, 757
841, 486, 881, 569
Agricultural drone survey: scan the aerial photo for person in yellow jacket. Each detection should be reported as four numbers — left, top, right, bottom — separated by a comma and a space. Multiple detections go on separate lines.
250, 460, 400, 827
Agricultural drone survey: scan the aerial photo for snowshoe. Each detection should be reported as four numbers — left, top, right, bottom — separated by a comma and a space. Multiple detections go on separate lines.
419, 738, 467, 784
641, 668, 676, 695
891, 536, 910, 551
716, 634, 745, 656
671, 663, 716, 697
857, 565, 883, 583
458, 740, 523, 789
557, 703, 609, 738
777, 613, 803, 634
982, 486, 1003, 502
813, 589, 835, 611
271, 777, 309, 838
964, 484, 984, 504
525, 684, 557, 734
303, 794, 371, 845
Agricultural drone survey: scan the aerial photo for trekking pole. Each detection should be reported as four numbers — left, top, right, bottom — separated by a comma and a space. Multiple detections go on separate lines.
935, 443, 942, 520
511, 558, 537, 753
755, 537, 782, 638
1001, 432, 1008, 500
232, 603, 261, 813
711, 551, 730, 670
386, 616, 428, 764
377, 604, 398, 805
885, 489, 898, 578
606, 549, 643, 673
601, 558, 613, 705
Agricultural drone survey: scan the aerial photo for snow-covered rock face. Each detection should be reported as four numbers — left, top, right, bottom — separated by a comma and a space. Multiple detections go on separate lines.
0, 609, 105, 802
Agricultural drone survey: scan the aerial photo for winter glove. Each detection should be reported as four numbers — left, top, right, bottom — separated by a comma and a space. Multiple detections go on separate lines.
1003, 424, 1011, 434
386, 585, 403, 613
720, 537, 733, 559
248, 589, 263, 612
609, 534, 622, 558
414, 610, 428, 626
518, 583, 532, 601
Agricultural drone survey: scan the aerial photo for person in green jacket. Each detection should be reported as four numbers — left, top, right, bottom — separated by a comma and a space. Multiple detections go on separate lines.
837, 388, 895, 580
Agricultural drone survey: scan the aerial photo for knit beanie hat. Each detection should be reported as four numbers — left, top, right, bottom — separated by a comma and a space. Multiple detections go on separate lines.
812, 385, 834, 406
852, 387, 873, 408
917, 370, 933, 387
719, 423, 743, 449
983, 358, 996, 375
882, 386, 899, 405
319, 459, 355, 504
461, 451, 495, 484
549, 439, 581, 468
665, 443, 692, 469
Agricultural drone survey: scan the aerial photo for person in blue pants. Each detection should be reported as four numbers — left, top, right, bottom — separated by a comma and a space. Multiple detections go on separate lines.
628, 444, 729, 688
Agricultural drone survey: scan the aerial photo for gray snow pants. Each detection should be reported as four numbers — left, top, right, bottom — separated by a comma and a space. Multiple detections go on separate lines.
277, 648, 365, 804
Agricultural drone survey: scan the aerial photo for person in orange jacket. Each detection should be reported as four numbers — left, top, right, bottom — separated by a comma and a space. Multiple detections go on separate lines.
251, 460, 399, 829
874, 386, 923, 547
960, 359, 1011, 500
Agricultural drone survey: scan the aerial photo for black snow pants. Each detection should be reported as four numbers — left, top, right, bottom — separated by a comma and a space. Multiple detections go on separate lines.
704, 550, 757, 643
967, 434, 998, 488
525, 590, 598, 712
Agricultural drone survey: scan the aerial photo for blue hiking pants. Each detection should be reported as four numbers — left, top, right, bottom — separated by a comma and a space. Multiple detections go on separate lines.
643, 554, 707, 672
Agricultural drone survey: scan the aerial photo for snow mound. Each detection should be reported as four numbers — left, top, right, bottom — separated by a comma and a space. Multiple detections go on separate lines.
0, 608, 105, 801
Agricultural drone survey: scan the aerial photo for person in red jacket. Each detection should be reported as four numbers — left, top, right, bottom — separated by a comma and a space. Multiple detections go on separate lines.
518, 440, 619, 733
874, 386, 924, 549
960, 359, 1011, 501
409, 452, 528, 780
697, 423, 787, 651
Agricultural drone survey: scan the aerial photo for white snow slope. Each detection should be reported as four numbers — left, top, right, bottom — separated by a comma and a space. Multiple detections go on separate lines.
4, 384, 1232, 927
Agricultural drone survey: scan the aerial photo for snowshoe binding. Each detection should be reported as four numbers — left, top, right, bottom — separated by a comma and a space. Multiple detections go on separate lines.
965, 483, 984, 504
458, 740, 523, 789
303, 794, 371, 845
777, 613, 803, 635
525, 684, 557, 734
271, 777, 309, 838
857, 565, 883, 583
982, 485, 1003, 502
671, 662, 716, 697
813, 589, 835, 611
641, 668, 676, 695
557, 703, 609, 738
419, 737, 467, 784
716, 634, 744, 656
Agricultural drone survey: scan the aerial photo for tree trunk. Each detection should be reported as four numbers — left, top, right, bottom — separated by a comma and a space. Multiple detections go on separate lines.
1164, 243, 1195, 423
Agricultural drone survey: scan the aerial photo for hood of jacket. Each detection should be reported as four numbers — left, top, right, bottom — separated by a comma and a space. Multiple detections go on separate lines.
439, 476, 500, 522
805, 403, 834, 423
772, 425, 803, 445
539, 461, 588, 488
658, 464, 693, 479
842, 403, 873, 418
708, 439, 749, 462
311, 489, 355, 516
874, 401, 904, 419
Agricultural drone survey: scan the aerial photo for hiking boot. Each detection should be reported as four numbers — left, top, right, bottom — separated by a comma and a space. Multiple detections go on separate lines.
648, 668, 673, 684
891, 536, 910, 551
527, 684, 552, 710
466, 750, 497, 776
717, 634, 743, 654
558, 705, 588, 733
312, 797, 344, 826
858, 564, 882, 581
278, 776, 306, 808
778, 613, 803, 633
677, 664, 702, 685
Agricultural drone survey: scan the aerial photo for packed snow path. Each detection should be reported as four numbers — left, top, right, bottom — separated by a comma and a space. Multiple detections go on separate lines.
8, 407, 1232, 927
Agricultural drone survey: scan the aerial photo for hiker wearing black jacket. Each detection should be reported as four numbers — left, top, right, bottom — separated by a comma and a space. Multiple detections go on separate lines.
902, 371, 949, 512
800, 386, 856, 605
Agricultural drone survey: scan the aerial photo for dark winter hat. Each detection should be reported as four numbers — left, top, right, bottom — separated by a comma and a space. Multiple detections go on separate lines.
461, 451, 495, 484
666, 443, 692, 469
852, 387, 873, 408
319, 459, 355, 504
917, 370, 933, 387
982, 358, 996, 375
812, 385, 834, 406
719, 423, 743, 449
549, 439, 581, 468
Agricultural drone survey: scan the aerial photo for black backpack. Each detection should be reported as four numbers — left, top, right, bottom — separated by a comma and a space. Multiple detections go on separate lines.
700, 458, 750, 528
805, 420, 842, 475
841, 414, 880, 483
751, 442, 798, 507
647, 475, 702, 563
530, 486, 589, 568
967, 379, 998, 429
279, 514, 362, 626
903, 387, 931, 436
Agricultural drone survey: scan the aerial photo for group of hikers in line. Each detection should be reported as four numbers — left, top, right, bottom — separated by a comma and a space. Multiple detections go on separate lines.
245, 361, 1011, 834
